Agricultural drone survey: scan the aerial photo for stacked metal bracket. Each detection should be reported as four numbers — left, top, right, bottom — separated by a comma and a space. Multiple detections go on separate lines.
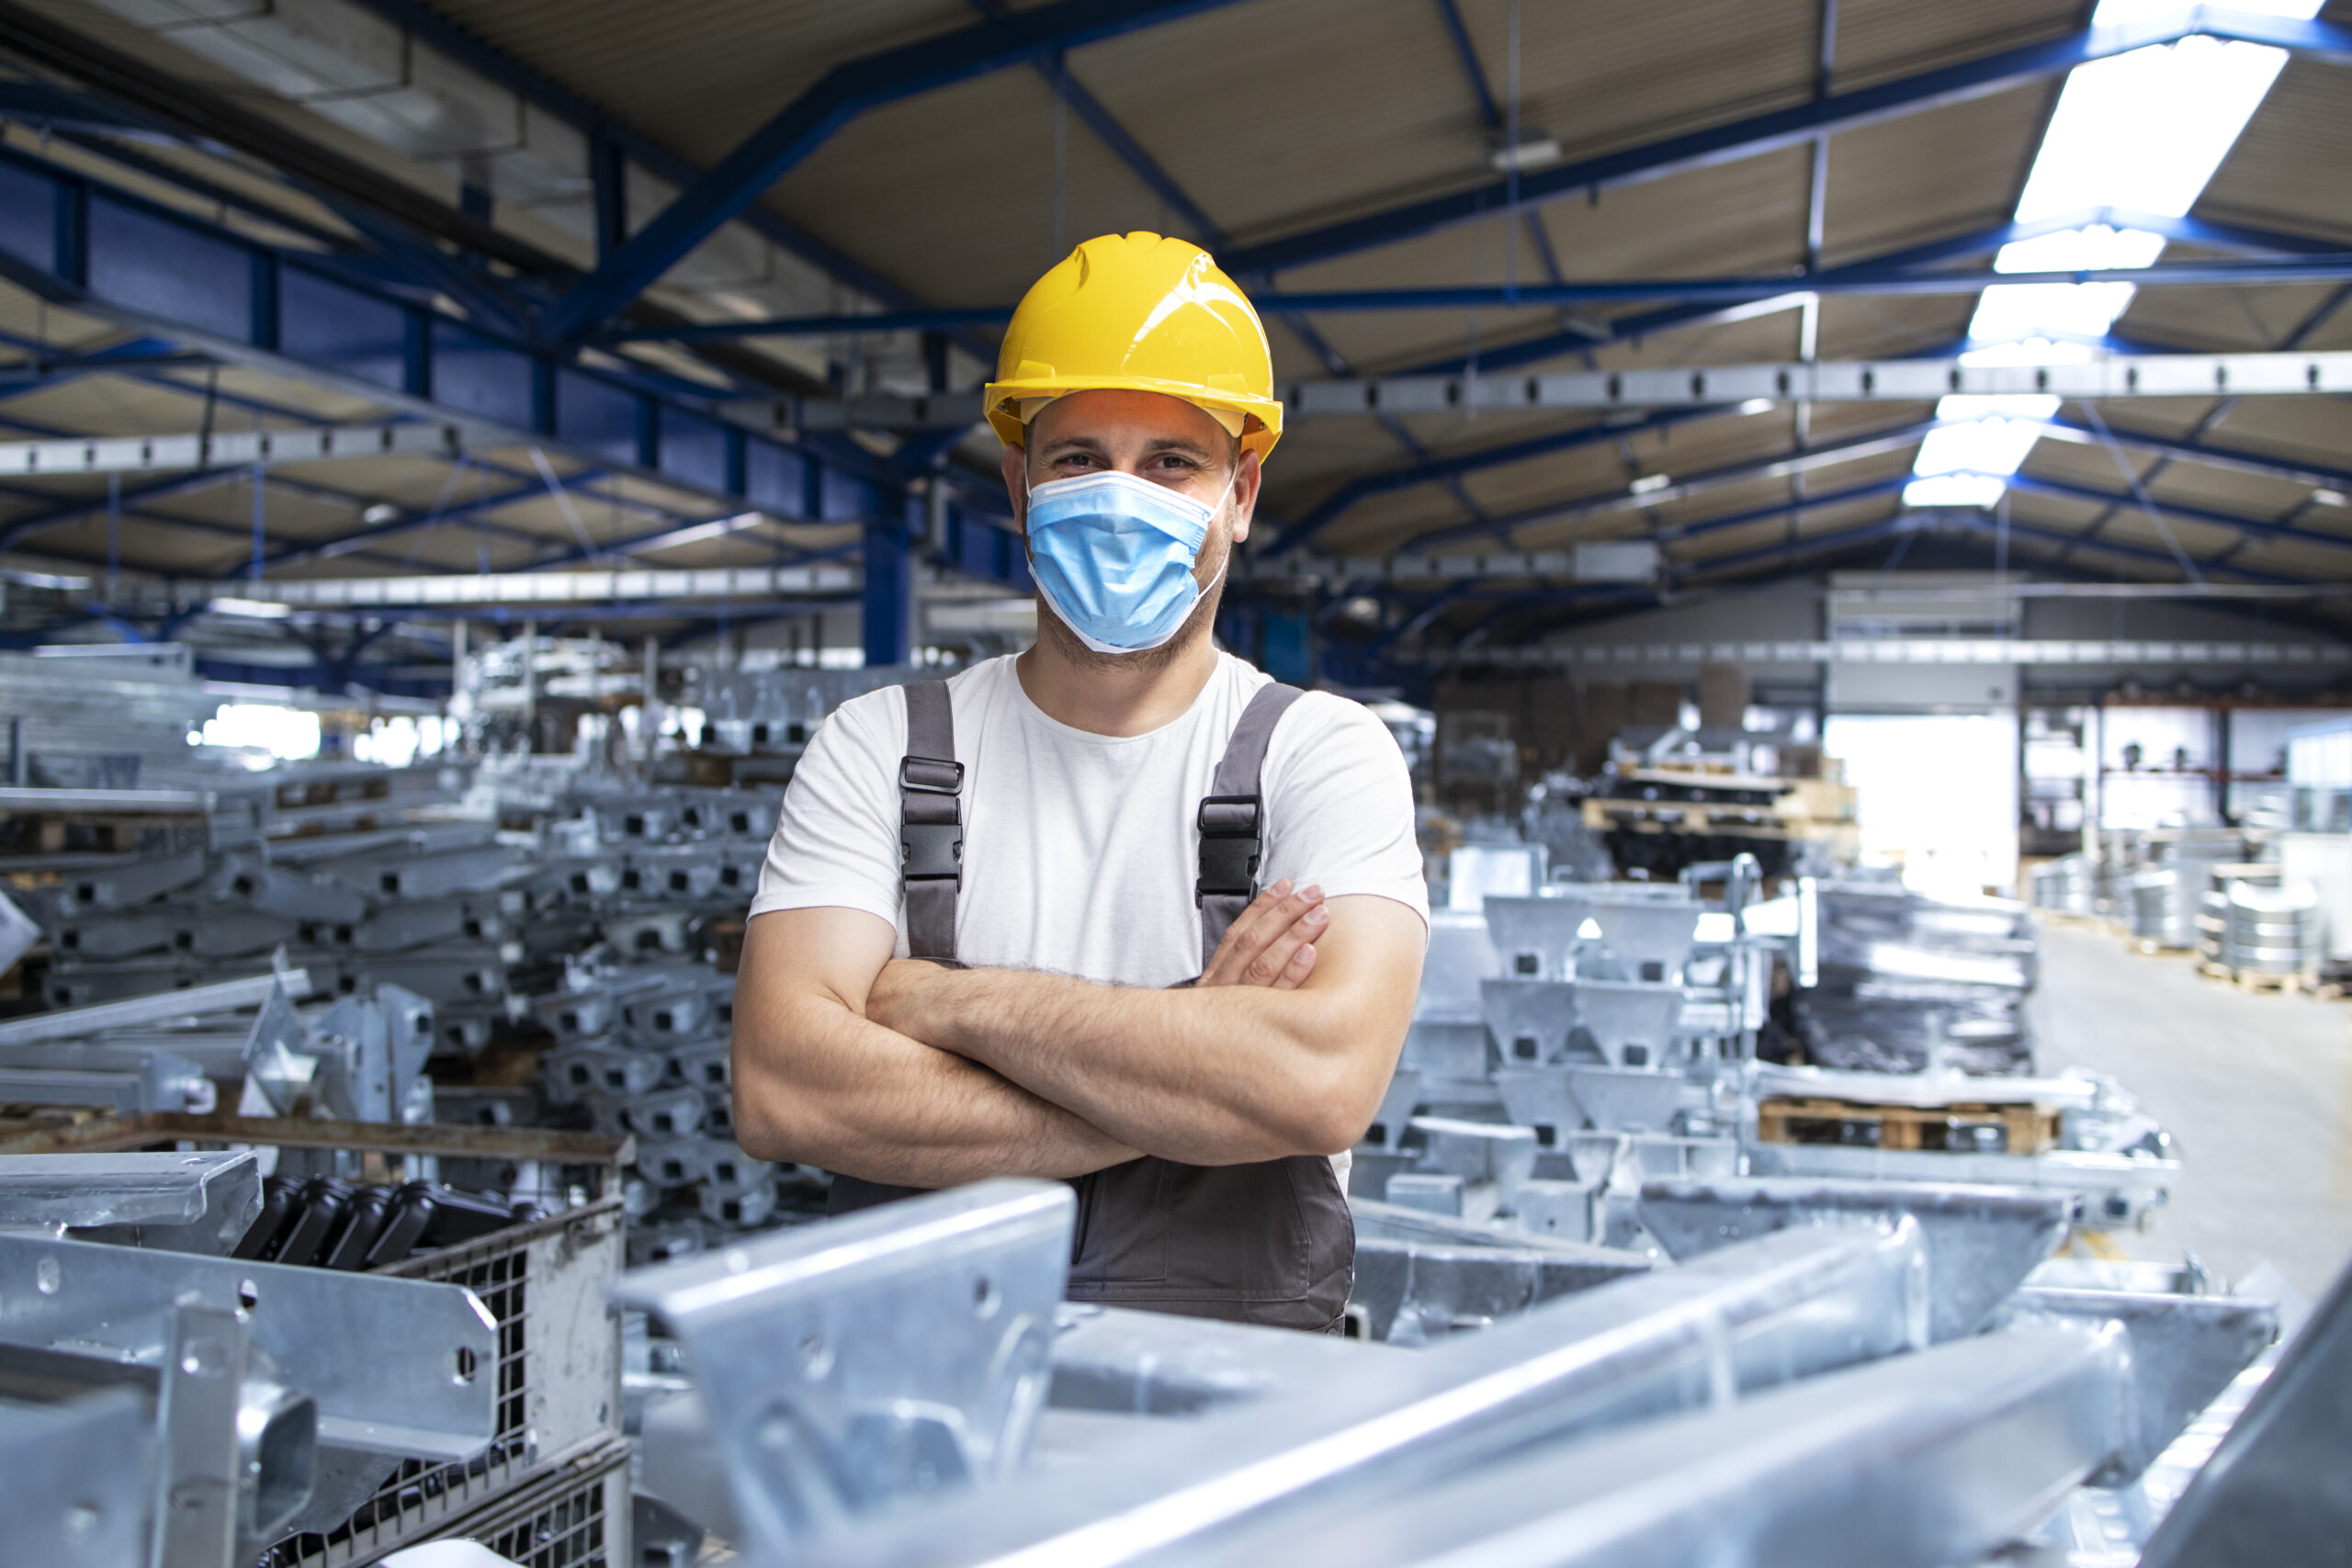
616, 1178, 2307, 1568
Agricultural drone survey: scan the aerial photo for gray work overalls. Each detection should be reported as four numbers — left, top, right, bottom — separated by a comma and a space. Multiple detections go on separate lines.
826, 679, 1356, 1333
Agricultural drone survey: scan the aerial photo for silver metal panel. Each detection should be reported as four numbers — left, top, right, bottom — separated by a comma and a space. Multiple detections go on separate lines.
0, 1235, 497, 1460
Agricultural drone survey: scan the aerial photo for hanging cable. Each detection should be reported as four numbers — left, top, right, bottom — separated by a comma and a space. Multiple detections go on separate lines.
2074, 400, 2207, 585
1051, 51, 1069, 258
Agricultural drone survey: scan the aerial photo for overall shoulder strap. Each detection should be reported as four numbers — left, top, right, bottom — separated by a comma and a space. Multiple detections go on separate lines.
1196, 681, 1307, 966
898, 681, 963, 962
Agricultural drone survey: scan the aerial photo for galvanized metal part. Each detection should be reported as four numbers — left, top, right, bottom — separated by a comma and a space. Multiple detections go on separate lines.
612, 1179, 1074, 1559
802, 1224, 1929, 1568
1637, 1176, 2070, 1341
0, 1386, 155, 1567
2136, 1253, 2352, 1567
0, 1149, 261, 1254
0, 967, 313, 1044
0, 1233, 497, 1460
1159, 1325, 2134, 1568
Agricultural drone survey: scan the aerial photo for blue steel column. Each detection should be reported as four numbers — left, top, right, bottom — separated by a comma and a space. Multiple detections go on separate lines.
863, 515, 915, 668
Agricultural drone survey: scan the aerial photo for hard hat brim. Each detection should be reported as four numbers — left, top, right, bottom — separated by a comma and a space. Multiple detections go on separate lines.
983, 376, 1283, 462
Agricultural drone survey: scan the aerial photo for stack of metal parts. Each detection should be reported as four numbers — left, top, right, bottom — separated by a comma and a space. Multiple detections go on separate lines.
2125, 832, 2249, 951
608, 1178, 2325, 1568
1358, 867, 1769, 1247
1795, 877, 2038, 1075
2028, 852, 2098, 917
0, 645, 228, 790
536, 957, 823, 1258
2206, 873, 2324, 978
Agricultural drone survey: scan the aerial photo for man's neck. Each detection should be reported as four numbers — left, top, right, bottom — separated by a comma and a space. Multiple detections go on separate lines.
1013, 622, 1222, 738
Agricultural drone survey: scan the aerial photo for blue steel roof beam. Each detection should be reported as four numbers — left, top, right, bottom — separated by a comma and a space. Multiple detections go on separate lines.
970, 1, 1229, 247
0, 468, 248, 549
2038, 417, 2352, 494
538, 0, 1258, 345
337, 0, 967, 342
1393, 418, 1936, 557
1270, 404, 1732, 555
623, 242, 2352, 344
255, 473, 605, 569
2002, 471, 2352, 558
1216, 8, 2352, 278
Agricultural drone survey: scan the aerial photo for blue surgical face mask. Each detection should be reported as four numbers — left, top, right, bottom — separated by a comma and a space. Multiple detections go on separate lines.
1023, 467, 1232, 654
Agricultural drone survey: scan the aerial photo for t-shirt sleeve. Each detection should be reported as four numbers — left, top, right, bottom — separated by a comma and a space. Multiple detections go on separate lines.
1261, 693, 1430, 931
747, 687, 906, 929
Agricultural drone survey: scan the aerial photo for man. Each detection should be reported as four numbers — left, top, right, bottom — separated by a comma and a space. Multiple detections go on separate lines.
731, 231, 1428, 1332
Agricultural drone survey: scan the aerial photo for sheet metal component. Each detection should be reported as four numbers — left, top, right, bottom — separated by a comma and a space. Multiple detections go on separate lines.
627, 1085, 708, 1139
0, 1387, 154, 1566
0, 1233, 497, 1460
1987, 1286, 2276, 1484
1498, 1062, 1694, 1135
805, 1223, 1928, 1568
1049, 1303, 1397, 1416
152, 1304, 318, 1564
304, 985, 436, 1124
1354, 1235, 1653, 1343
48, 850, 211, 916
1637, 1176, 2070, 1341
697, 1172, 778, 1227
0, 967, 313, 1045
0, 1047, 213, 1114
1393, 1118, 1537, 1222
313, 840, 519, 901
1742, 1139, 2176, 1229
1485, 888, 1703, 983
612, 1179, 1073, 1560
211, 856, 369, 923
0, 1149, 261, 1253
1172, 1325, 2132, 1568
2139, 1253, 2352, 1566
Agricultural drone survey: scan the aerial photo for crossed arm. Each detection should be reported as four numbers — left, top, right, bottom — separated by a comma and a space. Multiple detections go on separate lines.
730, 882, 1426, 1185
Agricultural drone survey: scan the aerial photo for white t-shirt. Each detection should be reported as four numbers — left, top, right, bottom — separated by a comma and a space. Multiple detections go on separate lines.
750, 652, 1429, 986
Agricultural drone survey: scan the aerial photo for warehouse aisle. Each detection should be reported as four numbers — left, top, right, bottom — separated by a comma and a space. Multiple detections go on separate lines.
2030, 923, 2352, 1300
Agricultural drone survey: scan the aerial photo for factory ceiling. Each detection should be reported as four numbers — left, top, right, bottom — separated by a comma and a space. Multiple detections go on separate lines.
0, 0, 2346, 668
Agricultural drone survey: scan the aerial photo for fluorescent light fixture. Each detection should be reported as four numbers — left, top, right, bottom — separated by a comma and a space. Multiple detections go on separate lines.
1488, 130, 1562, 172
1907, 0, 2322, 514
1629, 473, 1671, 495
2314, 489, 2349, 508
1735, 397, 1777, 416
630, 511, 767, 552
208, 595, 293, 619
361, 502, 401, 525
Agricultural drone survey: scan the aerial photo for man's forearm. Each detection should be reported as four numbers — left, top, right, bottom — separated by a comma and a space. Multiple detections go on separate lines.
731, 996, 1136, 1187
888, 967, 1383, 1165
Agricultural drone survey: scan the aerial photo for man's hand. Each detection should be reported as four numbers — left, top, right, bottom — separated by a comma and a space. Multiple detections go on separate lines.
1199, 879, 1328, 989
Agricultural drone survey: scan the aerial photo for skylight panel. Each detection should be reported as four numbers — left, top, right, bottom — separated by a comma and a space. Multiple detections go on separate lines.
1903, 0, 2322, 514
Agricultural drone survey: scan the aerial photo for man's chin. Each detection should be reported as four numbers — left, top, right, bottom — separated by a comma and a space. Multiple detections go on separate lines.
1035, 586, 1223, 671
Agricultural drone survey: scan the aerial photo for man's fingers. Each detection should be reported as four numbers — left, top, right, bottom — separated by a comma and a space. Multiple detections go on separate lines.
1238, 904, 1329, 987
1272, 940, 1317, 991
1204, 880, 1324, 986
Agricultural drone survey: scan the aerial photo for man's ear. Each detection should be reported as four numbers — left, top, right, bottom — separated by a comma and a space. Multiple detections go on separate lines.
1228, 449, 1262, 544
1000, 443, 1028, 530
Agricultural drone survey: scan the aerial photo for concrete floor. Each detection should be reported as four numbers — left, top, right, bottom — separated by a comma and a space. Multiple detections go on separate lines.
2030, 922, 2352, 1301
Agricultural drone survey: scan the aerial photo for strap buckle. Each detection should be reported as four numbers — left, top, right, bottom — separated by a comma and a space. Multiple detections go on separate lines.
899, 756, 964, 794
1195, 793, 1262, 904
900, 821, 963, 884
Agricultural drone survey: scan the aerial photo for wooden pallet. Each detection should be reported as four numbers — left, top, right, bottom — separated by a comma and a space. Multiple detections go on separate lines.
2193, 959, 2343, 998
1756, 1095, 2063, 1155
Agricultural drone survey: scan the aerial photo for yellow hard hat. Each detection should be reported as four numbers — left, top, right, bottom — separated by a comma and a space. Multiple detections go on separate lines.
984, 232, 1283, 463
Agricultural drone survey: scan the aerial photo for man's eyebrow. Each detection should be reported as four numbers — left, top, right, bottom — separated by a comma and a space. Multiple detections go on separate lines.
1035, 434, 1109, 457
